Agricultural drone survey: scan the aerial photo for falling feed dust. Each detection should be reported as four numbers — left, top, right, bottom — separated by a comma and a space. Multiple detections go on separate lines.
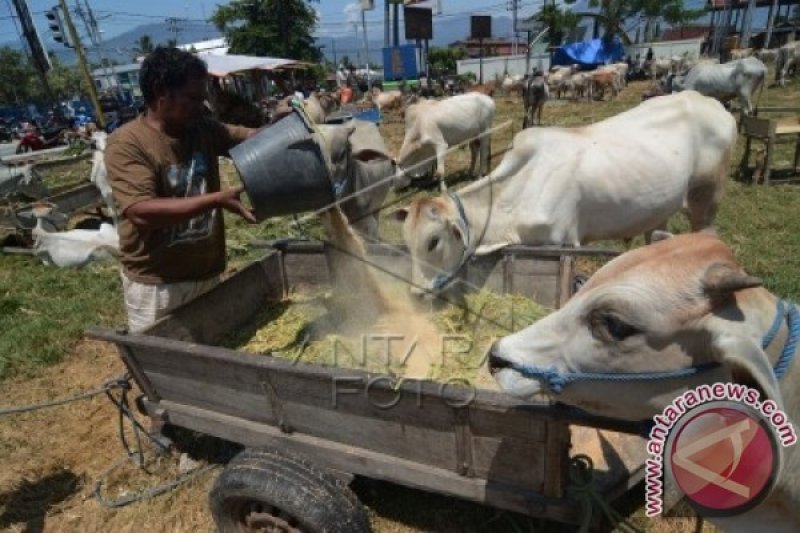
226, 207, 551, 387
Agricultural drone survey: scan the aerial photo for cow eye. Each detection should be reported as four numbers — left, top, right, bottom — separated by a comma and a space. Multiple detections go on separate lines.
604, 315, 639, 341
427, 237, 439, 252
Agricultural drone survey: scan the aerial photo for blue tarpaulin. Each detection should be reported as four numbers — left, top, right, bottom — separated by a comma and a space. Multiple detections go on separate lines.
552, 37, 625, 68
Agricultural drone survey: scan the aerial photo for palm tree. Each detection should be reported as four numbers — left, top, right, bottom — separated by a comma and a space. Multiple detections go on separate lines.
531, 2, 580, 47
588, 0, 637, 44
133, 35, 154, 59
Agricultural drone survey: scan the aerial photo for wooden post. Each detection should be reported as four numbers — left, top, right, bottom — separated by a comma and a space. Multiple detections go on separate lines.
765, 0, 779, 49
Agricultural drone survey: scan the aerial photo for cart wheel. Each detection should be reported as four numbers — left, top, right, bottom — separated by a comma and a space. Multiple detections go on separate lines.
209, 447, 371, 533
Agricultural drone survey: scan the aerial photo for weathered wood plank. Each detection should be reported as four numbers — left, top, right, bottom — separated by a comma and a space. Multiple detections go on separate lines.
160, 400, 582, 524
145, 256, 278, 345
543, 421, 571, 499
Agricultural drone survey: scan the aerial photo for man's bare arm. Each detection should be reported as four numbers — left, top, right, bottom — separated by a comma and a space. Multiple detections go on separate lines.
124, 186, 256, 229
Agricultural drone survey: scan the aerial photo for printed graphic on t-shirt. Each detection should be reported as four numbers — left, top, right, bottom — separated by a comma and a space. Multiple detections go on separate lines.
165, 151, 216, 245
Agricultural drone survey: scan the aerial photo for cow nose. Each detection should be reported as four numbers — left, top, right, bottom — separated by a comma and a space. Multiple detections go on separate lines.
487, 343, 512, 375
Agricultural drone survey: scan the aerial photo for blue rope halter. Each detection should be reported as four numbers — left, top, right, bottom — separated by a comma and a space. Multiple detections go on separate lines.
511, 299, 800, 393
431, 191, 472, 291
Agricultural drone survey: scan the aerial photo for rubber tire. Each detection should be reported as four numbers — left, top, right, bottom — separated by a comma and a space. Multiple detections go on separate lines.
209, 447, 371, 533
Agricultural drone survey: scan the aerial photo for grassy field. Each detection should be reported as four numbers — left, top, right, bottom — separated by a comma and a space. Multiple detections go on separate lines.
0, 75, 799, 532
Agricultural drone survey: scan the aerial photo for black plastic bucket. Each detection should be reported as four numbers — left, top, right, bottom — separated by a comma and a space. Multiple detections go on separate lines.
229, 108, 334, 222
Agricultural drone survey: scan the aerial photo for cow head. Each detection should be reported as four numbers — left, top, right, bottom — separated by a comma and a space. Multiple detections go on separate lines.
488, 232, 784, 421
318, 121, 397, 181
395, 130, 436, 181
392, 196, 467, 295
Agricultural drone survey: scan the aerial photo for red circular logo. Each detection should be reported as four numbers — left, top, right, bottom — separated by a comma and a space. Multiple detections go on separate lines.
667, 403, 779, 516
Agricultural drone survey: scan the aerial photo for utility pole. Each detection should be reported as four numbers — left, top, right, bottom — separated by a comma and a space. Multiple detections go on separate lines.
75, 0, 115, 99
10, 0, 52, 98
58, 0, 106, 127
331, 38, 338, 66
165, 17, 185, 45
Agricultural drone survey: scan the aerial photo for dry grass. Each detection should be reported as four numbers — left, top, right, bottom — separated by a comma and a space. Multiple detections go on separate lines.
2, 74, 800, 532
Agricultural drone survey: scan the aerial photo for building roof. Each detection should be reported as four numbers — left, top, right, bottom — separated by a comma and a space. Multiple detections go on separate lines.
91, 63, 141, 76
201, 54, 312, 77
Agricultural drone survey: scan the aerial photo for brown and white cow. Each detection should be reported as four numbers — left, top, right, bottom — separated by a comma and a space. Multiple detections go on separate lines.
488, 231, 800, 532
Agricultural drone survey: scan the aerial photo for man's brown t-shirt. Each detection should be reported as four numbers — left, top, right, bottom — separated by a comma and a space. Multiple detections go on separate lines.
105, 115, 251, 284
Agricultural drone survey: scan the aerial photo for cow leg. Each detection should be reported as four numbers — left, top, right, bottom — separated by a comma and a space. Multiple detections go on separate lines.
468, 140, 479, 176
479, 135, 491, 176
686, 183, 720, 231
434, 142, 448, 181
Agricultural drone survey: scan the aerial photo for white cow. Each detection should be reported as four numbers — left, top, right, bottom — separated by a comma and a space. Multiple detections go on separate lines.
33, 217, 119, 268
488, 231, 800, 532
90, 131, 118, 224
393, 91, 737, 293
671, 57, 767, 115
395, 92, 495, 182
776, 41, 800, 87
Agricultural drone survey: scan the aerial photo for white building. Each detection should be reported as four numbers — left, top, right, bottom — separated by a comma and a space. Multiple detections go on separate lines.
92, 63, 142, 100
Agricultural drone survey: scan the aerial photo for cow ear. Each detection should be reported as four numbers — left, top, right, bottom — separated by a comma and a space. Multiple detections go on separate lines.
650, 230, 674, 243
702, 263, 762, 296
391, 208, 409, 223
713, 331, 783, 409
451, 223, 462, 243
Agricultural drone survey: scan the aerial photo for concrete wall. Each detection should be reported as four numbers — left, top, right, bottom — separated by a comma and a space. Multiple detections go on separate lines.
626, 38, 705, 60
456, 53, 551, 81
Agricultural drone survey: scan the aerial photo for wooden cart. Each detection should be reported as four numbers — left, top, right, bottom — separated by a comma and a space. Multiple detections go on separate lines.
87, 242, 647, 532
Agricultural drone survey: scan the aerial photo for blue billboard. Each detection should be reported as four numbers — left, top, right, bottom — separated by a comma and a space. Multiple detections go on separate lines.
383, 45, 419, 81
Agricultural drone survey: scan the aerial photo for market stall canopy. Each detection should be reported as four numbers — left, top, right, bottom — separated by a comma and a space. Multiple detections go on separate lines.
552, 37, 625, 68
202, 54, 313, 77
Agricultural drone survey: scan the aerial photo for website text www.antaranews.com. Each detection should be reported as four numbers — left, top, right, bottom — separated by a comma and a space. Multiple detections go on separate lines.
644, 382, 797, 517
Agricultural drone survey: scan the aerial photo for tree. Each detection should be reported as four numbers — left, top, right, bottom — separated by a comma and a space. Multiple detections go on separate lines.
633, 0, 706, 42
211, 0, 322, 62
47, 54, 83, 100
133, 34, 154, 59
427, 47, 465, 77
0, 47, 35, 103
588, 0, 639, 44
530, 1, 580, 47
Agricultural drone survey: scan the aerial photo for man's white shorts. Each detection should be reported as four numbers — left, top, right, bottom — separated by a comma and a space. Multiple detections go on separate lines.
121, 271, 220, 333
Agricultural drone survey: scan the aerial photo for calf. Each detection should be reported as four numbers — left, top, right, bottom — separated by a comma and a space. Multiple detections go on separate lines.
776, 41, 800, 87
672, 57, 767, 115
523, 73, 549, 127
591, 71, 619, 101
396, 93, 495, 182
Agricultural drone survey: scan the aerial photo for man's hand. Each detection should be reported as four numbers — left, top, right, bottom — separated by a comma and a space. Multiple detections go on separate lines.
218, 186, 257, 223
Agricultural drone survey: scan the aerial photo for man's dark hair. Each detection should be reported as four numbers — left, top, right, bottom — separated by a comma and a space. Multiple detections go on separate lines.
139, 46, 208, 105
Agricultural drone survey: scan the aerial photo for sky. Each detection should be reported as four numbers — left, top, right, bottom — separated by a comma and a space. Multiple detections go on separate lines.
1, 0, 551, 46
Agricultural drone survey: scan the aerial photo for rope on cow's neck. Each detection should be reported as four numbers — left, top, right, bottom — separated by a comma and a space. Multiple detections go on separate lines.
510, 299, 800, 394
569, 454, 644, 533
430, 168, 495, 293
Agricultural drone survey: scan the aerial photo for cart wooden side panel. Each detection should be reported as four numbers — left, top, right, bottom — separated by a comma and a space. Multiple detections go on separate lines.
87, 243, 646, 526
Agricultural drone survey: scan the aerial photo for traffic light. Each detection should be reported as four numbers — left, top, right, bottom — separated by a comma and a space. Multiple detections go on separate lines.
45, 6, 72, 48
